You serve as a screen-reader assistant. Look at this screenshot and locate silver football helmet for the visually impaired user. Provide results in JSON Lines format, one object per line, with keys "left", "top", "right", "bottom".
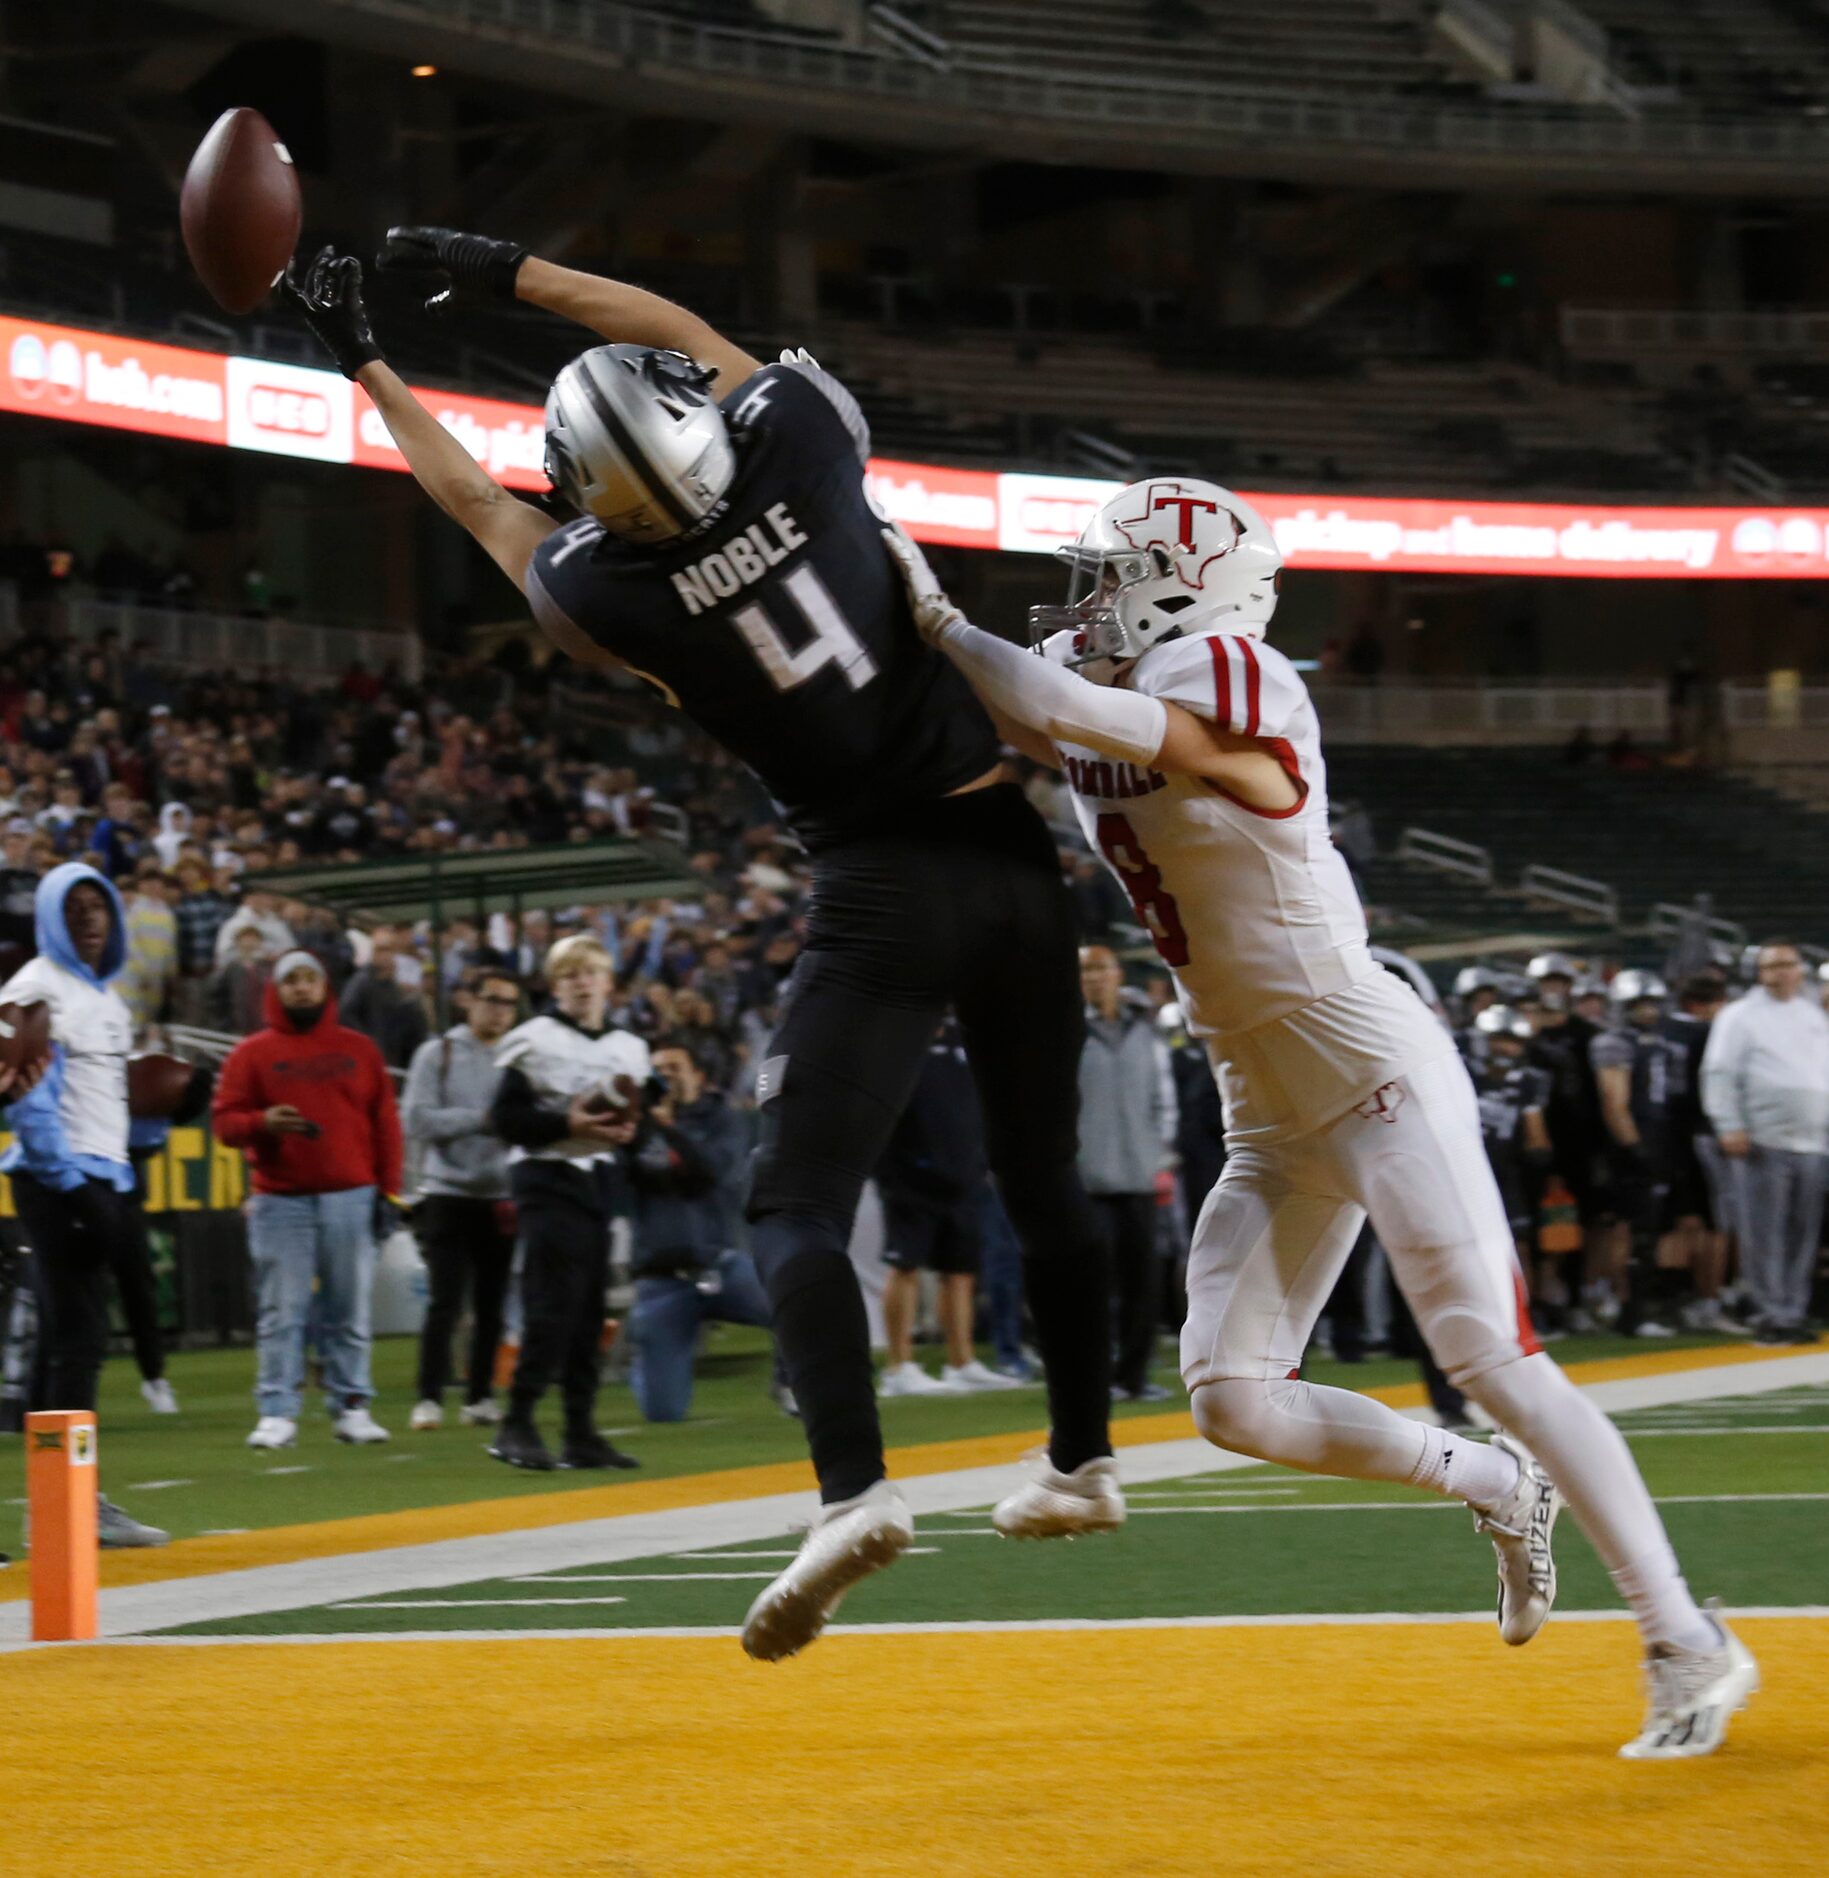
{"left": 1474, "top": 1003, "right": 1534, "bottom": 1041}
{"left": 1454, "top": 965, "right": 1503, "bottom": 999}
{"left": 1610, "top": 969, "right": 1668, "bottom": 1009}
{"left": 1030, "top": 477, "right": 1281, "bottom": 671}
{"left": 544, "top": 345, "right": 735, "bottom": 543}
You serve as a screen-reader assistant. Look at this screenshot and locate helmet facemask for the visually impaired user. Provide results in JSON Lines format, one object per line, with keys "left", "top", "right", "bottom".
{"left": 1029, "top": 543, "right": 1173, "bottom": 671}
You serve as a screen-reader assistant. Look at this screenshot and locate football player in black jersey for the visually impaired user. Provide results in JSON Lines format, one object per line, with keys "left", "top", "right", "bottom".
{"left": 283, "top": 235, "right": 1118, "bottom": 1661}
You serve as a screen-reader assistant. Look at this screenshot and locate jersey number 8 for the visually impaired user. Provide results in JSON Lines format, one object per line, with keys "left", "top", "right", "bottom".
{"left": 734, "top": 565, "right": 879, "bottom": 695}
{"left": 1095, "top": 812, "right": 1191, "bottom": 969}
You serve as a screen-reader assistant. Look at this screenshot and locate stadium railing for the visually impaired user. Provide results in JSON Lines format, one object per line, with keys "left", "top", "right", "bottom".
{"left": 1722, "top": 683, "right": 1829, "bottom": 731}
{"left": 1314, "top": 681, "right": 1667, "bottom": 744}
{"left": 1520, "top": 861, "right": 1620, "bottom": 927}
{"left": 249, "top": 0, "right": 1829, "bottom": 186}
{"left": 1394, "top": 826, "right": 1495, "bottom": 886}
{"left": 253, "top": 835, "right": 699, "bottom": 932}
{"left": 61, "top": 596, "right": 424, "bottom": 684}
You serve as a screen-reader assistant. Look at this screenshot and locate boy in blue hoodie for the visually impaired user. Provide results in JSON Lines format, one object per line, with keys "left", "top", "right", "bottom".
{"left": 0, "top": 862, "right": 169, "bottom": 1547}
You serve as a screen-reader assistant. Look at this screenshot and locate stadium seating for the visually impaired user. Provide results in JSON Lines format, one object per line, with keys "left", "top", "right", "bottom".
{"left": 813, "top": 321, "right": 1683, "bottom": 493}
{"left": 1323, "top": 740, "right": 1829, "bottom": 940}
{"left": 929, "top": 0, "right": 1471, "bottom": 99}
{"left": 1583, "top": 0, "right": 1829, "bottom": 111}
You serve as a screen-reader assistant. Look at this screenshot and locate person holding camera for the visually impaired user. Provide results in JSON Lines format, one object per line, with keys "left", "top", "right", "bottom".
{"left": 487, "top": 935, "right": 648, "bottom": 1471}
{"left": 213, "top": 951, "right": 403, "bottom": 1449}
{"left": 626, "top": 1041, "right": 768, "bottom": 1422}
{"left": 402, "top": 966, "right": 522, "bottom": 1431}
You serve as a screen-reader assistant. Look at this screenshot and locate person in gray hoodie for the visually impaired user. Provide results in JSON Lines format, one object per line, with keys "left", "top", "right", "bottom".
{"left": 1077, "top": 945, "right": 1178, "bottom": 1400}
{"left": 401, "top": 965, "right": 521, "bottom": 1429}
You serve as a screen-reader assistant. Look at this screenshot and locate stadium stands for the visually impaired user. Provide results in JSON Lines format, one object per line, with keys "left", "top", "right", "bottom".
{"left": 928, "top": 0, "right": 1472, "bottom": 99}
{"left": 1324, "top": 740, "right": 1829, "bottom": 941}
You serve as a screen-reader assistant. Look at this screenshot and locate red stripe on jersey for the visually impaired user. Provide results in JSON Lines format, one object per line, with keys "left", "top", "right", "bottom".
{"left": 1512, "top": 1263, "right": 1542, "bottom": 1358}
{"left": 1208, "top": 634, "right": 1233, "bottom": 729}
{"left": 1239, "top": 635, "right": 1262, "bottom": 737}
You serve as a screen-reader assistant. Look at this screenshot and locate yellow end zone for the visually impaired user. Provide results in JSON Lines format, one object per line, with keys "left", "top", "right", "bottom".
{"left": 0, "top": 1337, "right": 1804, "bottom": 1604}
{"left": 5, "top": 1619, "right": 1823, "bottom": 1876}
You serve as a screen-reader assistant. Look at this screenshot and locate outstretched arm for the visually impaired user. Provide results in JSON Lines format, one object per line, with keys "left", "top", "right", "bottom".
{"left": 286, "top": 246, "right": 557, "bottom": 592}
{"left": 883, "top": 527, "right": 1297, "bottom": 805}
{"left": 515, "top": 258, "right": 762, "bottom": 391}
{"left": 357, "top": 360, "right": 556, "bottom": 591}
{"left": 376, "top": 226, "right": 763, "bottom": 390}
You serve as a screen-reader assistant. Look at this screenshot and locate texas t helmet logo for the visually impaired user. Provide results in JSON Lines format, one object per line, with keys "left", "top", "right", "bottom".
{"left": 1111, "top": 482, "right": 1236, "bottom": 591}
{"left": 1354, "top": 1082, "right": 1406, "bottom": 1125}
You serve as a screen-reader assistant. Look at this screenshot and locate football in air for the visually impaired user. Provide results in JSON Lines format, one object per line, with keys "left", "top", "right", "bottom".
{"left": 180, "top": 107, "right": 303, "bottom": 314}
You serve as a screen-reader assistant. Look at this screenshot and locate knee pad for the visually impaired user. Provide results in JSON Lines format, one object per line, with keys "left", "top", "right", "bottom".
{"left": 1189, "top": 1376, "right": 1297, "bottom": 1462}
{"left": 1458, "top": 1349, "right": 1562, "bottom": 1433}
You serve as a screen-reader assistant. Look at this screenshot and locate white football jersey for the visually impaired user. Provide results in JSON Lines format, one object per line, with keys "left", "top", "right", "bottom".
{"left": 1058, "top": 631, "right": 1450, "bottom": 1142}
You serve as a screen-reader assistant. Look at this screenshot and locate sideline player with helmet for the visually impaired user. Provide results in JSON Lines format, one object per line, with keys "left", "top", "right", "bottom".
{"left": 281, "top": 235, "right": 1119, "bottom": 1662}
{"left": 887, "top": 478, "right": 1756, "bottom": 1758}
{"left": 1592, "top": 971, "right": 1686, "bottom": 1338}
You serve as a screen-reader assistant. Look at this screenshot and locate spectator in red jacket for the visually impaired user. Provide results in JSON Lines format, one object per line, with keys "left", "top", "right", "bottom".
{"left": 213, "top": 950, "right": 403, "bottom": 1451}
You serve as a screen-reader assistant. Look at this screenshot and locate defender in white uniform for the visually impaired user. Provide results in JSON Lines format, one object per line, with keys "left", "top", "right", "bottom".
{"left": 887, "top": 482, "right": 1755, "bottom": 1760}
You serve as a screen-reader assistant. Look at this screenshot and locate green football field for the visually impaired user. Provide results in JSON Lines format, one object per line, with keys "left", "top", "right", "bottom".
{"left": 1, "top": 1324, "right": 1743, "bottom": 1551}
{"left": 152, "top": 1384, "right": 1829, "bottom": 1637}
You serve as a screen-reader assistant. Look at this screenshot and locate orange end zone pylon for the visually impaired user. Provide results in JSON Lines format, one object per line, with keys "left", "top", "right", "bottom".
{"left": 26, "top": 1409, "right": 98, "bottom": 1641}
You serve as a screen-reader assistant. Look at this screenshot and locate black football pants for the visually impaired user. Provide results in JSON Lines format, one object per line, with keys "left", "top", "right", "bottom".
{"left": 14, "top": 1173, "right": 120, "bottom": 1414}
{"left": 507, "top": 1196, "right": 609, "bottom": 1441}
{"left": 747, "top": 784, "right": 1112, "bottom": 1502}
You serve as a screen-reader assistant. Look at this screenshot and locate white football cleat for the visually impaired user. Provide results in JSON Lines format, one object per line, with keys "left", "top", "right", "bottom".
{"left": 333, "top": 1406, "right": 391, "bottom": 1444}
{"left": 246, "top": 1416, "right": 298, "bottom": 1450}
{"left": 878, "top": 1362, "right": 963, "bottom": 1398}
{"left": 1621, "top": 1604, "right": 1759, "bottom": 1759}
{"left": 1473, "top": 1432, "right": 1561, "bottom": 1646}
{"left": 458, "top": 1399, "right": 504, "bottom": 1426}
{"left": 409, "top": 1399, "right": 444, "bottom": 1431}
{"left": 941, "top": 1359, "right": 1025, "bottom": 1393}
{"left": 140, "top": 1378, "right": 179, "bottom": 1415}
{"left": 740, "top": 1480, "right": 913, "bottom": 1663}
{"left": 992, "top": 1450, "right": 1125, "bottom": 1540}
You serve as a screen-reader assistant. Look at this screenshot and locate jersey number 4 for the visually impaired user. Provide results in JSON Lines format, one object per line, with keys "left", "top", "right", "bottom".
{"left": 733, "top": 565, "right": 878, "bottom": 694}
{"left": 1095, "top": 813, "right": 1191, "bottom": 968}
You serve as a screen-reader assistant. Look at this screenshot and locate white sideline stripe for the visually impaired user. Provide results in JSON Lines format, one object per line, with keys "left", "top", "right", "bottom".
{"left": 669, "top": 1551, "right": 803, "bottom": 1562}
{"left": 333, "top": 1597, "right": 630, "bottom": 1610}
{"left": 122, "top": 1480, "right": 196, "bottom": 1493}
{"left": 6, "top": 1348, "right": 1827, "bottom": 1648}
{"left": 1624, "top": 1426, "right": 1829, "bottom": 1437}
{"left": 1127, "top": 1492, "right": 1829, "bottom": 1514}
{"left": 511, "top": 1572, "right": 780, "bottom": 1584}
{"left": 26, "top": 1606, "right": 1829, "bottom": 1650}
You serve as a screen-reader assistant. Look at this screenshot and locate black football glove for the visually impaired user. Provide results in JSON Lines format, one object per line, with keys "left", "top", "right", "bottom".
{"left": 282, "top": 245, "right": 383, "bottom": 380}
{"left": 376, "top": 225, "right": 528, "bottom": 311}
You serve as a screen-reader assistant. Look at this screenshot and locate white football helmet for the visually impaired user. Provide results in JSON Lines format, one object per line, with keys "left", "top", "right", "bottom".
{"left": 1030, "top": 477, "right": 1282, "bottom": 669}
{"left": 544, "top": 344, "right": 735, "bottom": 543}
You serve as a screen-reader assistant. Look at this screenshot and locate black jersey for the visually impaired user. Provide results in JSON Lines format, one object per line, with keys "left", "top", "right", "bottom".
{"left": 526, "top": 357, "right": 999, "bottom": 850}
{"left": 1590, "top": 1023, "right": 1684, "bottom": 1160}
{"left": 1659, "top": 1009, "right": 1712, "bottom": 1139}
{"left": 1476, "top": 1061, "right": 1548, "bottom": 1227}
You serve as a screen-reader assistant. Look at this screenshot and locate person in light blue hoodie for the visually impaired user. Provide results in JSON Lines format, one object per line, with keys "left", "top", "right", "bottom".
{"left": 0, "top": 862, "right": 170, "bottom": 1546}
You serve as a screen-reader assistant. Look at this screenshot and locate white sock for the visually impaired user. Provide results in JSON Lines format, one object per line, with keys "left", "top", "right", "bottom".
{"left": 1465, "top": 1352, "right": 1714, "bottom": 1652}
{"left": 1611, "top": 1547, "right": 1721, "bottom": 1654}
{"left": 1406, "top": 1425, "right": 1521, "bottom": 1511}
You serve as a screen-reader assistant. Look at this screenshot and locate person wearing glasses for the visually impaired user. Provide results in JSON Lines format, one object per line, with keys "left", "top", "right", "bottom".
{"left": 401, "top": 966, "right": 523, "bottom": 1430}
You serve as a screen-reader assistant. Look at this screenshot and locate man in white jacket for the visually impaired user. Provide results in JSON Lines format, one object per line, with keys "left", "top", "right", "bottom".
{"left": 1700, "top": 941, "right": 1829, "bottom": 1343}
{"left": 0, "top": 862, "right": 170, "bottom": 1545}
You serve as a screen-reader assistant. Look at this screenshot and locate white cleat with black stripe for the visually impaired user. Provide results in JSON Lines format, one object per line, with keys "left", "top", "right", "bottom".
{"left": 1620, "top": 1604, "right": 1760, "bottom": 1760}
{"left": 740, "top": 1479, "right": 913, "bottom": 1662}
{"left": 1472, "top": 1433, "right": 1561, "bottom": 1646}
